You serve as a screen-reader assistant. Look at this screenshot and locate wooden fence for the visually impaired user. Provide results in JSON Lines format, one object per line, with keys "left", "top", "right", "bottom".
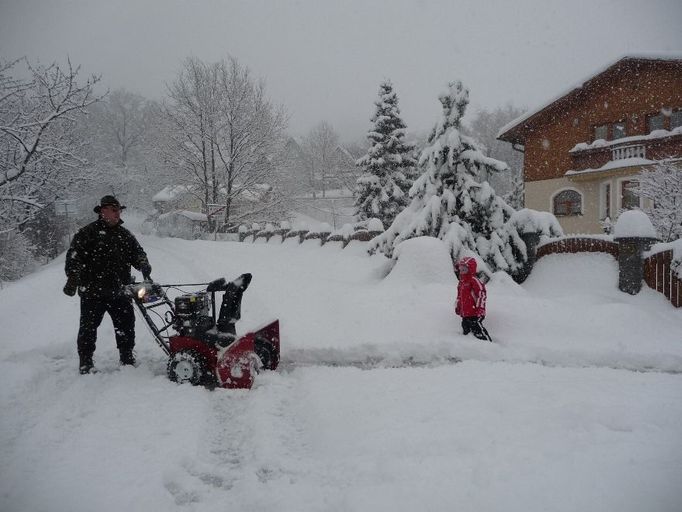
{"left": 536, "top": 236, "right": 681, "bottom": 308}
{"left": 536, "top": 237, "right": 619, "bottom": 259}
{"left": 643, "top": 250, "right": 682, "bottom": 308}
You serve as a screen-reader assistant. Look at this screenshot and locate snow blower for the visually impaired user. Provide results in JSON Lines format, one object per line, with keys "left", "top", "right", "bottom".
{"left": 125, "top": 273, "right": 279, "bottom": 389}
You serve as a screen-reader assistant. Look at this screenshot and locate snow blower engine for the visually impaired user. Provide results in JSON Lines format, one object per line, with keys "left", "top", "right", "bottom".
{"left": 126, "top": 273, "right": 280, "bottom": 389}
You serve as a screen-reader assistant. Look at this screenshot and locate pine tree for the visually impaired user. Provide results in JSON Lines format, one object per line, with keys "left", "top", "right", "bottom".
{"left": 355, "top": 80, "right": 416, "bottom": 227}
{"left": 370, "top": 81, "right": 541, "bottom": 273}
{"left": 504, "top": 169, "right": 525, "bottom": 209}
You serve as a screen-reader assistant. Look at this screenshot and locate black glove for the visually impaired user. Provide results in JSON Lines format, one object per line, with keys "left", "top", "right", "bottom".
{"left": 140, "top": 263, "right": 152, "bottom": 281}
{"left": 63, "top": 277, "right": 78, "bottom": 296}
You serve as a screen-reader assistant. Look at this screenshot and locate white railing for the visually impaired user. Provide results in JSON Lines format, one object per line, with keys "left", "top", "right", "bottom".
{"left": 611, "top": 144, "right": 646, "bottom": 160}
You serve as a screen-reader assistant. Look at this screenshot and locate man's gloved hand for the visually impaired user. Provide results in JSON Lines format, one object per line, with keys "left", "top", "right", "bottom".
{"left": 63, "top": 277, "right": 78, "bottom": 297}
{"left": 140, "top": 263, "right": 152, "bottom": 281}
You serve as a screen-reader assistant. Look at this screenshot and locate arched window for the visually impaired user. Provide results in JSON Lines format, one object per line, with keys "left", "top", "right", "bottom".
{"left": 553, "top": 189, "right": 582, "bottom": 216}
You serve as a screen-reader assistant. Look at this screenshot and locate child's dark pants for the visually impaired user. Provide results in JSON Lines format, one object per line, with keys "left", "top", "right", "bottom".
{"left": 461, "top": 316, "right": 492, "bottom": 342}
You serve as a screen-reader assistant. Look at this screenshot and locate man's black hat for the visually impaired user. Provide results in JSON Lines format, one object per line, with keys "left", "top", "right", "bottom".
{"left": 94, "top": 195, "right": 126, "bottom": 213}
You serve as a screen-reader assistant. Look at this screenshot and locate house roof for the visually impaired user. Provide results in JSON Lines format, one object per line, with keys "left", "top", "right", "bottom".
{"left": 497, "top": 53, "right": 682, "bottom": 145}
{"left": 152, "top": 185, "right": 192, "bottom": 202}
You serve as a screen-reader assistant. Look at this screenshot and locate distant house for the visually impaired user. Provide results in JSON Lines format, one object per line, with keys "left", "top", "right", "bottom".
{"left": 498, "top": 54, "right": 682, "bottom": 234}
{"left": 151, "top": 185, "right": 197, "bottom": 214}
{"left": 157, "top": 210, "right": 208, "bottom": 240}
{"left": 151, "top": 183, "right": 277, "bottom": 231}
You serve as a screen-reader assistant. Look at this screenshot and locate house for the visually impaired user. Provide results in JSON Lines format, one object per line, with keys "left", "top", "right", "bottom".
{"left": 498, "top": 54, "right": 682, "bottom": 234}
{"left": 157, "top": 210, "right": 209, "bottom": 240}
{"left": 151, "top": 183, "right": 278, "bottom": 232}
{"left": 151, "top": 185, "right": 197, "bottom": 214}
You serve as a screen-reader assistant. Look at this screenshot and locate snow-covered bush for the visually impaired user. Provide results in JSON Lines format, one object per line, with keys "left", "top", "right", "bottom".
{"left": 327, "top": 223, "right": 356, "bottom": 246}
{"left": 367, "top": 218, "right": 385, "bottom": 234}
{"left": 284, "top": 222, "right": 310, "bottom": 244}
{"left": 0, "top": 233, "right": 38, "bottom": 282}
{"left": 304, "top": 223, "right": 332, "bottom": 244}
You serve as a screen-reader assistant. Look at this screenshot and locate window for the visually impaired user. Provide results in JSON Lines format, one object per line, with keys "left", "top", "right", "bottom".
{"left": 620, "top": 180, "right": 640, "bottom": 210}
{"left": 647, "top": 113, "right": 665, "bottom": 133}
{"left": 553, "top": 189, "right": 582, "bottom": 216}
{"left": 601, "top": 182, "right": 611, "bottom": 220}
{"left": 612, "top": 122, "right": 627, "bottom": 140}
{"left": 672, "top": 110, "right": 682, "bottom": 130}
{"left": 594, "top": 124, "right": 608, "bottom": 141}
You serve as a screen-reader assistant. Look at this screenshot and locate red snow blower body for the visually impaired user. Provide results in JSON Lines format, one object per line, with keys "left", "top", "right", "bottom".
{"left": 126, "top": 273, "right": 279, "bottom": 389}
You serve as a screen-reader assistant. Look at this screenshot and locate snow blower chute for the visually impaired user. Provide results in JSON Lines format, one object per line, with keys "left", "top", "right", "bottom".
{"left": 125, "top": 273, "right": 280, "bottom": 389}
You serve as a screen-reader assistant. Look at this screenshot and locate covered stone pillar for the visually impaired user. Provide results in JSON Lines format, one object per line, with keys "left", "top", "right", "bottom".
{"left": 614, "top": 236, "right": 657, "bottom": 294}
{"left": 613, "top": 210, "right": 658, "bottom": 295}
{"left": 514, "top": 231, "right": 540, "bottom": 283}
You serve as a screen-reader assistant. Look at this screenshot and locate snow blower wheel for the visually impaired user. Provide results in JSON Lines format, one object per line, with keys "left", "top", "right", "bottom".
{"left": 167, "top": 350, "right": 208, "bottom": 385}
{"left": 255, "top": 338, "right": 276, "bottom": 370}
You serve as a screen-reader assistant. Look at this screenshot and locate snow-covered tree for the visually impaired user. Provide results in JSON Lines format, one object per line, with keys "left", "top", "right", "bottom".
{"left": 370, "top": 81, "right": 559, "bottom": 274}
{"left": 467, "top": 104, "right": 525, "bottom": 198}
{"left": 77, "top": 88, "right": 162, "bottom": 210}
{"left": 159, "top": 56, "right": 288, "bottom": 229}
{"left": 355, "top": 80, "right": 416, "bottom": 227}
{"left": 504, "top": 169, "right": 524, "bottom": 209}
{"left": 299, "top": 121, "right": 351, "bottom": 197}
{"left": 0, "top": 57, "right": 102, "bottom": 280}
{"left": 636, "top": 160, "right": 682, "bottom": 242}
{"left": 0, "top": 57, "right": 101, "bottom": 231}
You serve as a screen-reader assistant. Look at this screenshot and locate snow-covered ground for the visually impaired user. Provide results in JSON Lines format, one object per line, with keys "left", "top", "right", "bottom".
{"left": 1, "top": 233, "right": 681, "bottom": 512}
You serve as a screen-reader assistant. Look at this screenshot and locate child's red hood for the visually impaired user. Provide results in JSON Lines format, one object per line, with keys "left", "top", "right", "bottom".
{"left": 457, "top": 256, "right": 478, "bottom": 275}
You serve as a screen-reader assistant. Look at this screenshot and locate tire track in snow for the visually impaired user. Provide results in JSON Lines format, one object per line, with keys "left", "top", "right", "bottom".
{"left": 162, "top": 371, "right": 314, "bottom": 508}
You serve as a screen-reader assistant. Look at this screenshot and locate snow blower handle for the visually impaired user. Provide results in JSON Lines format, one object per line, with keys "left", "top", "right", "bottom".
{"left": 140, "top": 262, "right": 152, "bottom": 281}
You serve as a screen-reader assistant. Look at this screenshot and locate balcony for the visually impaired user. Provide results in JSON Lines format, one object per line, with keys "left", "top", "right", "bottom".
{"left": 567, "top": 129, "right": 682, "bottom": 179}
{"left": 611, "top": 143, "right": 645, "bottom": 160}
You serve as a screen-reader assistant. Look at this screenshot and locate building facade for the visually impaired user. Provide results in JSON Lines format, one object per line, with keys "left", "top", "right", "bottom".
{"left": 498, "top": 55, "right": 682, "bottom": 234}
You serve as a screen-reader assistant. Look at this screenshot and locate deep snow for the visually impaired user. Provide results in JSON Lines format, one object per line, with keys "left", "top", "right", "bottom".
{"left": 1, "top": 232, "right": 681, "bottom": 512}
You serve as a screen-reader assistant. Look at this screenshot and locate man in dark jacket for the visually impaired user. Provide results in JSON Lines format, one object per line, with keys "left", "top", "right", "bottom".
{"left": 64, "top": 195, "right": 152, "bottom": 374}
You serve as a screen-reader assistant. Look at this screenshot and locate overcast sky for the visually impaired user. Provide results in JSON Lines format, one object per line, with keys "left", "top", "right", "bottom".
{"left": 1, "top": 0, "right": 681, "bottom": 141}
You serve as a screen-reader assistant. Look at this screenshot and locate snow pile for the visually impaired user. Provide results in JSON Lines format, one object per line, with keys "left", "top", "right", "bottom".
{"left": 366, "top": 217, "right": 384, "bottom": 232}
{"left": 385, "top": 236, "right": 455, "bottom": 285}
{"left": 613, "top": 210, "right": 658, "bottom": 238}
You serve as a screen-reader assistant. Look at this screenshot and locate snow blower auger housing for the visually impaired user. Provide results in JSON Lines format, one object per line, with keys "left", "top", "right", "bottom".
{"left": 125, "top": 273, "right": 280, "bottom": 389}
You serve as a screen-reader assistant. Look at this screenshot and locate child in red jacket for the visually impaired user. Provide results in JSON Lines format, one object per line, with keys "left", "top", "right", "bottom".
{"left": 455, "top": 257, "right": 492, "bottom": 342}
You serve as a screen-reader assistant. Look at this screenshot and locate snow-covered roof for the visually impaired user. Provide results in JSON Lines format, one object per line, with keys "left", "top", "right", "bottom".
{"left": 152, "top": 185, "right": 192, "bottom": 202}
{"left": 497, "top": 53, "right": 682, "bottom": 142}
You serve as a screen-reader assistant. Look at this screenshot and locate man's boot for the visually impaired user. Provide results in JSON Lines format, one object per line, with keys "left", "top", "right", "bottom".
{"left": 79, "top": 353, "right": 96, "bottom": 375}
{"left": 119, "top": 348, "right": 136, "bottom": 366}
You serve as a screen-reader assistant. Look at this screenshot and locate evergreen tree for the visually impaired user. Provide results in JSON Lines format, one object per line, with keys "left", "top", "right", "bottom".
{"left": 355, "top": 80, "right": 416, "bottom": 227}
{"left": 370, "top": 81, "right": 555, "bottom": 274}
{"left": 504, "top": 169, "right": 525, "bottom": 209}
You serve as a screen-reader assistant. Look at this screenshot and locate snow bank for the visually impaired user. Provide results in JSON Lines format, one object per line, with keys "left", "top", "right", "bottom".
{"left": 385, "top": 236, "right": 455, "bottom": 286}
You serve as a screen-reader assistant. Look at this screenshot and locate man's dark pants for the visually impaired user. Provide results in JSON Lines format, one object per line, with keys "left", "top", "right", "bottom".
{"left": 77, "top": 295, "right": 135, "bottom": 358}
